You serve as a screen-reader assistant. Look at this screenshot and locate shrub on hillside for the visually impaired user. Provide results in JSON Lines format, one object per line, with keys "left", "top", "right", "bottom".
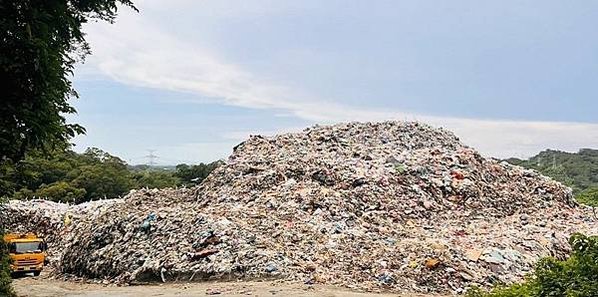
{"left": 0, "top": 229, "right": 15, "bottom": 297}
{"left": 576, "top": 187, "right": 598, "bottom": 207}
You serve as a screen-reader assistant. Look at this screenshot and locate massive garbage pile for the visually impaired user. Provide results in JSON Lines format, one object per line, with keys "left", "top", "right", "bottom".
{"left": 2, "top": 121, "right": 597, "bottom": 294}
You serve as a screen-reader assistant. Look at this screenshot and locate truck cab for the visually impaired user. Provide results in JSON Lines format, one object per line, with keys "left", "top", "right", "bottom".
{"left": 4, "top": 233, "right": 47, "bottom": 276}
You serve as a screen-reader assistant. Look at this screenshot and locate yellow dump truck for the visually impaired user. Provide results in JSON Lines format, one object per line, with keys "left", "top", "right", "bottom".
{"left": 3, "top": 233, "right": 47, "bottom": 276}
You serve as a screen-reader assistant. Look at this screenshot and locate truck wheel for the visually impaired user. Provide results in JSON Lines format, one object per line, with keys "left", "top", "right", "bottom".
{"left": 33, "top": 271, "right": 41, "bottom": 276}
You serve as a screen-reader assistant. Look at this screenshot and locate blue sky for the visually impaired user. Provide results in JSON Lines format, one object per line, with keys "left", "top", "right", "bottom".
{"left": 71, "top": 0, "right": 598, "bottom": 164}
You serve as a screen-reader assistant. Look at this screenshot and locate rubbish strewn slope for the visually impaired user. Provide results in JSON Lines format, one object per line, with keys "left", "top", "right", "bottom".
{"left": 3, "top": 121, "right": 596, "bottom": 294}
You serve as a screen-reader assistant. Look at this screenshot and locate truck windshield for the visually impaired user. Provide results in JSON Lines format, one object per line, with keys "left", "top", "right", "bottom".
{"left": 14, "top": 242, "right": 43, "bottom": 254}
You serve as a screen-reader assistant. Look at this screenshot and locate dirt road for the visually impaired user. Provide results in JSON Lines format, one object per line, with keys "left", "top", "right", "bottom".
{"left": 12, "top": 274, "right": 440, "bottom": 297}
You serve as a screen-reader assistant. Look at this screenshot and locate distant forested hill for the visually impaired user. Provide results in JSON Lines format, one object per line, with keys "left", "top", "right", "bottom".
{"left": 505, "top": 149, "right": 598, "bottom": 204}
{"left": 0, "top": 148, "right": 222, "bottom": 204}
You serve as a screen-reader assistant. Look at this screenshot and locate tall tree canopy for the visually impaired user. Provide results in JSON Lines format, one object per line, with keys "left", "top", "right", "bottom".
{"left": 0, "top": 0, "right": 136, "bottom": 162}
{"left": 0, "top": 1, "right": 135, "bottom": 294}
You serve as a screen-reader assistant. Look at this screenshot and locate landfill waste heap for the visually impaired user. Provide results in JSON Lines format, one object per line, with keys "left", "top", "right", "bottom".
{"left": 2, "top": 121, "right": 597, "bottom": 294}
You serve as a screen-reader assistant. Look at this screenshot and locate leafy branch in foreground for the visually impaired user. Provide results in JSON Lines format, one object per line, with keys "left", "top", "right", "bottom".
{"left": 1, "top": 0, "right": 136, "bottom": 162}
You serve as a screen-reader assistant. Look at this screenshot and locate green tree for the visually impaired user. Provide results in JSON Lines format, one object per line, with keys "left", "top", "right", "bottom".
{"left": 1, "top": 2, "right": 135, "bottom": 290}
{"left": 1, "top": 147, "right": 224, "bottom": 204}
{"left": 4, "top": 148, "right": 132, "bottom": 203}
{"left": 575, "top": 187, "right": 598, "bottom": 218}
{"left": 68, "top": 148, "right": 132, "bottom": 201}
{"left": 0, "top": 0, "right": 136, "bottom": 163}
{"left": 10, "top": 148, "right": 78, "bottom": 193}
{"left": 576, "top": 187, "right": 598, "bottom": 207}
{"left": 0, "top": 226, "right": 15, "bottom": 297}
{"left": 131, "top": 171, "right": 181, "bottom": 189}
{"left": 175, "top": 161, "right": 222, "bottom": 186}
{"left": 34, "top": 181, "right": 86, "bottom": 203}
{"left": 0, "top": 164, "right": 17, "bottom": 199}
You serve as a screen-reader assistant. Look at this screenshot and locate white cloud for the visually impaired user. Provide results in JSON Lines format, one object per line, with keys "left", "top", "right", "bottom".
{"left": 77, "top": 4, "right": 598, "bottom": 160}
{"left": 82, "top": 8, "right": 321, "bottom": 115}
{"left": 428, "top": 119, "right": 598, "bottom": 158}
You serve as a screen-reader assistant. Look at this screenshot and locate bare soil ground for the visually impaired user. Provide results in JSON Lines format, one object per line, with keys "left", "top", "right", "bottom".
{"left": 12, "top": 273, "right": 443, "bottom": 297}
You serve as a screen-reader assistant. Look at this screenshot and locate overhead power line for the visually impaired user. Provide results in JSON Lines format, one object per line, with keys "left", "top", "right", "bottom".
{"left": 145, "top": 150, "right": 158, "bottom": 166}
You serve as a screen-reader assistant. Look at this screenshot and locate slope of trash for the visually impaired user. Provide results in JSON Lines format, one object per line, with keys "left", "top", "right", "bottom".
{"left": 0, "top": 199, "right": 122, "bottom": 263}
{"left": 2, "top": 121, "right": 597, "bottom": 294}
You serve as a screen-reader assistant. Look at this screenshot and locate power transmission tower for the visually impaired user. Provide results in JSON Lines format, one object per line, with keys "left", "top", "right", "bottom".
{"left": 145, "top": 150, "right": 158, "bottom": 167}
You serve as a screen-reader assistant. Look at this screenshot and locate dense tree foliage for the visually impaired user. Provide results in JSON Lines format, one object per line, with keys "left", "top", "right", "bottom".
{"left": 576, "top": 188, "right": 598, "bottom": 207}
{"left": 4, "top": 148, "right": 130, "bottom": 203}
{"left": 467, "top": 233, "right": 598, "bottom": 297}
{"left": 506, "top": 149, "right": 598, "bottom": 205}
{"left": 130, "top": 170, "right": 181, "bottom": 190}
{"left": 0, "top": 0, "right": 135, "bottom": 162}
{"left": 175, "top": 162, "right": 223, "bottom": 187}
{"left": 0, "top": 225, "right": 15, "bottom": 297}
{"left": 1, "top": 0, "right": 135, "bottom": 292}
{"left": 0, "top": 148, "right": 221, "bottom": 203}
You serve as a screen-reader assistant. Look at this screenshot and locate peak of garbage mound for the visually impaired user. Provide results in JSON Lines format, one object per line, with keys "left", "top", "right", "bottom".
{"left": 3, "top": 121, "right": 595, "bottom": 294}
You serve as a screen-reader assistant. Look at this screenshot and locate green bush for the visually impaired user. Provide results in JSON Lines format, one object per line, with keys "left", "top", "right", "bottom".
{"left": 34, "top": 181, "right": 86, "bottom": 203}
{"left": 468, "top": 233, "right": 598, "bottom": 297}
{"left": 174, "top": 161, "right": 223, "bottom": 186}
{"left": 394, "top": 164, "right": 407, "bottom": 174}
{"left": 0, "top": 229, "right": 15, "bottom": 297}
{"left": 131, "top": 171, "right": 180, "bottom": 189}
{"left": 576, "top": 187, "right": 598, "bottom": 207}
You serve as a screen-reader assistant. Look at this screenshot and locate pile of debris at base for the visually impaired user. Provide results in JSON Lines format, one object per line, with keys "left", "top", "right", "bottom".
{"left": 0, "top": 199, "right": 122, "bottom": 263}
{"left": 3, "top": 121, "right": 597, "bottom": 294}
